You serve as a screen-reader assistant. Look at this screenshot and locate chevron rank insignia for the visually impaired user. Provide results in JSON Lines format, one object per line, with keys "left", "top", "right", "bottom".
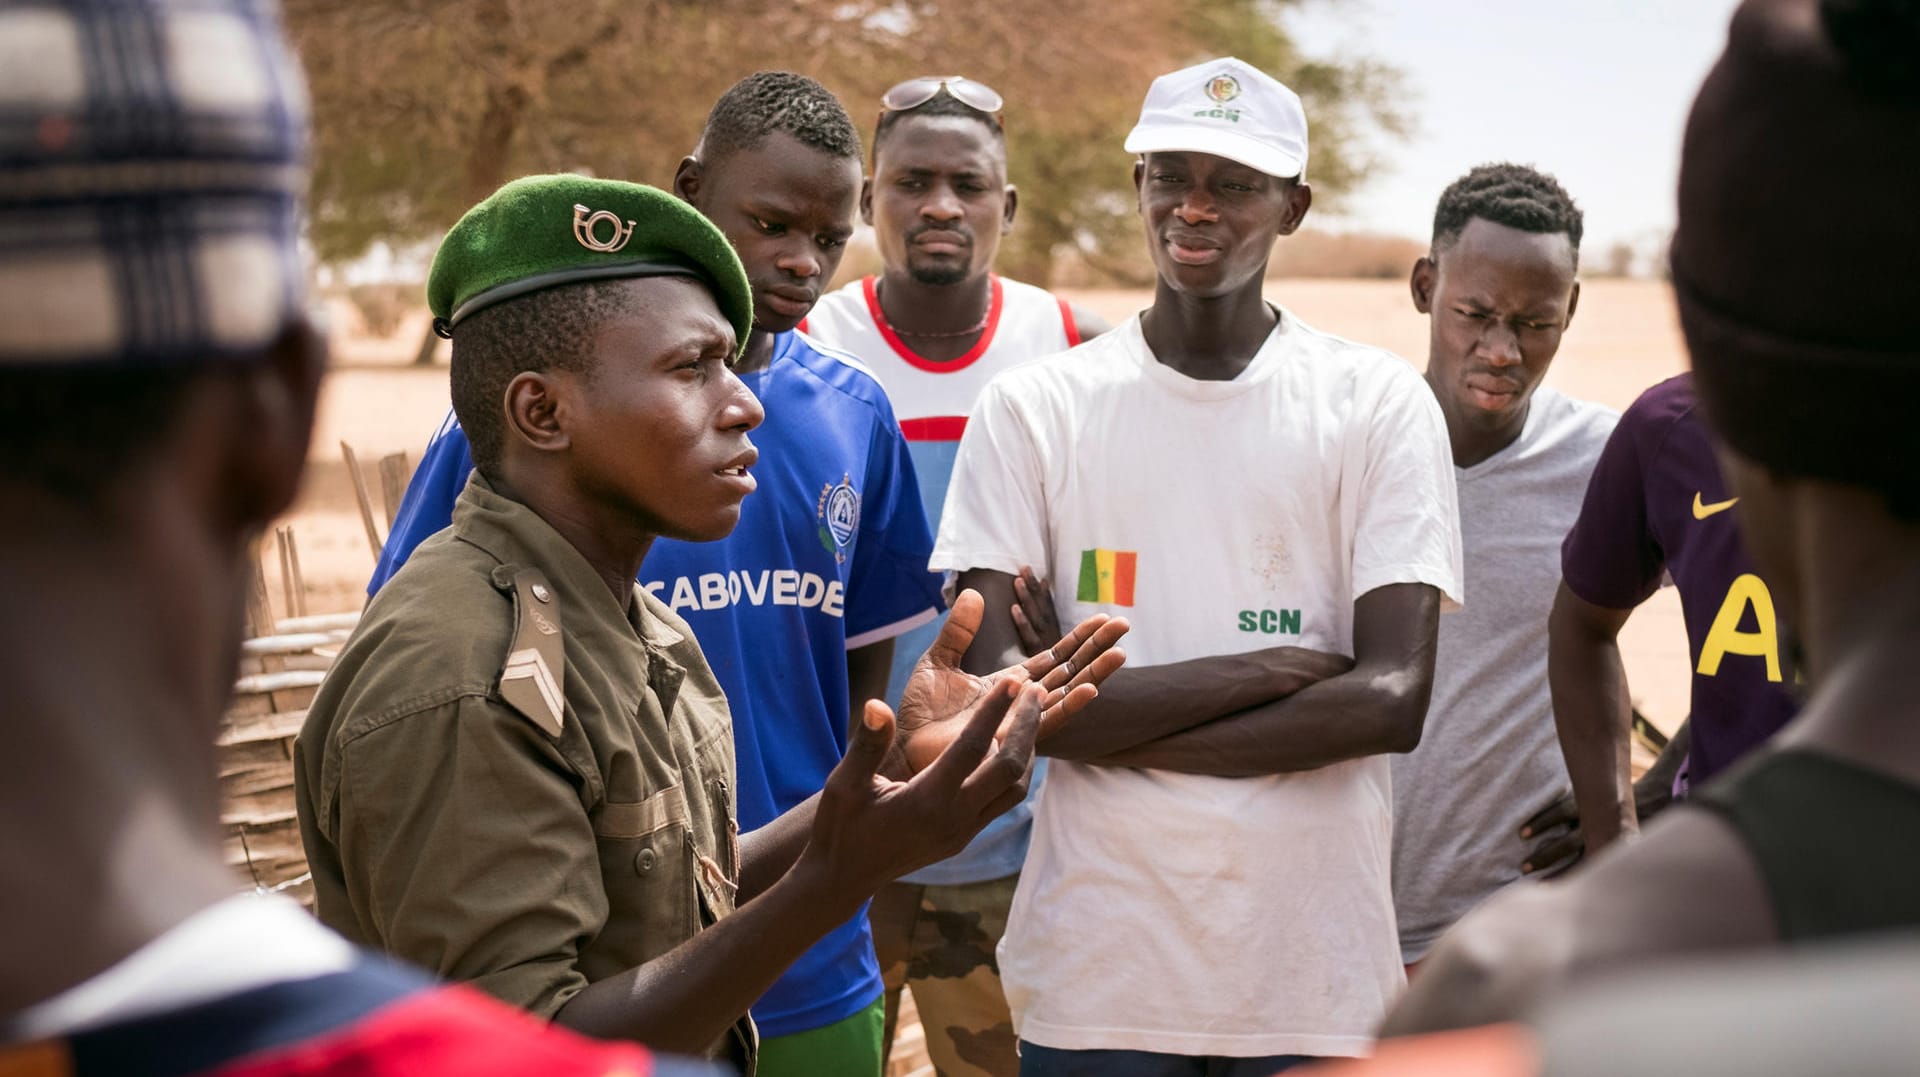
{"left": 498, "top": 567, "right": 565, "bottom": 737}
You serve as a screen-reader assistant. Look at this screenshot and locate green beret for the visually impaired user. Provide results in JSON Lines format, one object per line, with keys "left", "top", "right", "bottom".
{"left": 427, "top": 174, "right": 753, "bottom": 354}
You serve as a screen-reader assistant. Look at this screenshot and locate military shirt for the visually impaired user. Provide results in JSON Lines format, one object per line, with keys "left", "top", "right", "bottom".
{"left": 294, "top": 473, "right": 751, "bottom": 1066}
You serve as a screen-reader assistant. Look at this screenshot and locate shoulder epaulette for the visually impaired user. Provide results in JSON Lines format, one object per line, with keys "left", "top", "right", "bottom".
{"left": 495, "top": 566, "right": 565, "bottom": 737}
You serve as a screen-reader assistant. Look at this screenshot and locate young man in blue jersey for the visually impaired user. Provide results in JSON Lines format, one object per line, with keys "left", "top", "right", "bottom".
{"left": 368, "top": 73, "right": 945, "bottom": 1076}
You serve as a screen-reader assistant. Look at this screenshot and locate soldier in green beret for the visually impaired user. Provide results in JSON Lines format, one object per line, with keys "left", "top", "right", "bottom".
{"left": 294, "top": 173, "right": 1128, "bottom": 1073}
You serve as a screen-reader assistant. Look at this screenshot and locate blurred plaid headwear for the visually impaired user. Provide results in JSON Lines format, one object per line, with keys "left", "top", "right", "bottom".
{"left": 0, "top": 0, "right": 310, "bottom": 366}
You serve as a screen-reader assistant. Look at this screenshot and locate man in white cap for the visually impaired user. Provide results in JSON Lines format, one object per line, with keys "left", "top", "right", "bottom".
{"left": 930, "top": 57, "right": 1463, "bottom": 1074}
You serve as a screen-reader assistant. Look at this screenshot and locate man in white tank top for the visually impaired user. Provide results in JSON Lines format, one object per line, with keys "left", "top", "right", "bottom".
{"left": 802, "top": 78, "right": 1108, "bottom": 1077}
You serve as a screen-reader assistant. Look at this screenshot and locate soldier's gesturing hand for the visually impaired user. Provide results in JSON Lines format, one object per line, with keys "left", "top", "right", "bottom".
{"left": 894, "top": 589, "right": 1130, "bottom": 775}
{"left": 807, "top": 678, "right": 1046, "bottom": 895}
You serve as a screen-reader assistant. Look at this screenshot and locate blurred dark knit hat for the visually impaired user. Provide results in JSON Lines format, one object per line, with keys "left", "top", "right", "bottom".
{"left": 1675, "top": 0, "right": 1920, "bottom": 506}
{"left": 427, "top": 174, "right": 753, "bottom": 356}
{"left": 0, "top": 0, "right": 310, "bottom": 366}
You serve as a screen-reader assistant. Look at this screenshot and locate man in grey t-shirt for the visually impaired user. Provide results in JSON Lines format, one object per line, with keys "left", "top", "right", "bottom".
{"left": 1392, "top": 164, "right": 1618, "bottom": 967}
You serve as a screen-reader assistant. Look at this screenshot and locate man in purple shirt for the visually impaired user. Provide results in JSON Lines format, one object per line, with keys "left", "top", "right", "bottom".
{"left": 1547, "top": 372, "right": 1801, "bottom": 857}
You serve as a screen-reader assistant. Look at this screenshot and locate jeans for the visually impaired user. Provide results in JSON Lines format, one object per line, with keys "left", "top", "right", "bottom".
{"left": 1018, "top": 1042, "right": 1318, "bottom": 1076}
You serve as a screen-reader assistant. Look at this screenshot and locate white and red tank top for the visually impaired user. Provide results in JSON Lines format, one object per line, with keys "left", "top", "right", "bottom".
{"left": 802, "top": 274, "right": 1082, "bottom": 445}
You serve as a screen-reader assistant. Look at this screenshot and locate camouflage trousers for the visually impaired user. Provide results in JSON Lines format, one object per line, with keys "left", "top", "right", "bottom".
{"left": 869, "top": 873, "right": 1021, "bottom": 1077}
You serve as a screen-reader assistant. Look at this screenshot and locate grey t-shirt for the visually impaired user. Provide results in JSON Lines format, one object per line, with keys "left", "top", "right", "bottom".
{"left": 1392, "top": 385, "right": 1618, "bottom": 961}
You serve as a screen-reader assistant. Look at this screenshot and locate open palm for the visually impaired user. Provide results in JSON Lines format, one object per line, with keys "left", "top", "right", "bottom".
{"left": 896, "top": 589, "right": 1129, "bottom": 773}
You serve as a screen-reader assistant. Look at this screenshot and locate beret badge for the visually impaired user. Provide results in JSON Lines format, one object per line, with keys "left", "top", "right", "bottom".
{"left": 573, "top": 204, "right": 637, "bottom": 253}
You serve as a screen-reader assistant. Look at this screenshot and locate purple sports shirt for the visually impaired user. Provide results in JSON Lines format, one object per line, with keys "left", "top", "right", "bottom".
{"left": 1560, "top": 373, "right": 1799, "bottom": 789}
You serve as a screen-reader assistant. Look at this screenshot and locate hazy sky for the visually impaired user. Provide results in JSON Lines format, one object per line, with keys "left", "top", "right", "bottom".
{"left": 1286, "top": 0, "right": 1744, "bottom": 252}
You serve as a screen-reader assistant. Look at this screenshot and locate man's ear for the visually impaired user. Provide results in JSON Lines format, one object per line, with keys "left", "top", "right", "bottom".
{"left": 1277, "top": 180, "right": 1312, "bottom": 236}
{"left": 1001, "top": 184, "right": 1018, "bottom": 234}
{"left": 672, "top": 155, "right": 702, "bottom": 205}
{"left": 226, "top": 318, "right": 327, "bottom": 526}
{"left": 859, "top": 174, "right": 874, "bottom": 227}
{"left": 1410, "top": 255, "right": 1439, "bottom": 315}
{"left": 1564, "top": 279, "right": 1582, "bottom": 331}
{"left": 504, "top": 370, "right": 571, "bottom": 457}
{"left": 1133, "top": 159, "right": 1146, "bottom": 205}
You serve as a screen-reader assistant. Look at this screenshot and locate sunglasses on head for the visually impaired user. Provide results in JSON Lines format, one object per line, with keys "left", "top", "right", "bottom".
{"left": 880, "top": 75, "right": 1005, "bottom": 115}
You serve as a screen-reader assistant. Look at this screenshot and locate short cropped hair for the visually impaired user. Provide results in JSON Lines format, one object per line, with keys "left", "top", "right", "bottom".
{"left": 699, "top": 71, "right": 862, "bottom": 166}
{"left": 1432, "top": 163, "right": 1584, "bottom": 266}
{"left": 450, "top": 281, "right": 647, "bottom": 477}
{"left": 873, "top": 90, "right": 1005, "bottom": 161}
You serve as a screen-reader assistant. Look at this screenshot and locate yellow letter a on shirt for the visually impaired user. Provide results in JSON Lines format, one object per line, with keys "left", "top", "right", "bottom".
{"left": 1697, "top": 573, "right": 1783, "bottom": 682}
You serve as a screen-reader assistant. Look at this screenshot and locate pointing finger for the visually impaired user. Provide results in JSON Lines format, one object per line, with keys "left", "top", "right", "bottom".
{"left": 830, "top": 700, "right": 896, "bottom": 795}
{"left": 957, "top": 681, "right": 1045, "bottom": 809}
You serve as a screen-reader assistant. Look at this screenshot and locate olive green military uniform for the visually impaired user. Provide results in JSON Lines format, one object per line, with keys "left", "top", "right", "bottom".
{"left": 294, "top": 473, "right": 754, "bottom": 1068}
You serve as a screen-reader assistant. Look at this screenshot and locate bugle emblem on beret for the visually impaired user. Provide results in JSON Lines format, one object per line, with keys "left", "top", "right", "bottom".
{"left": 573, "top": 203, "right": 637, "bottom": 253}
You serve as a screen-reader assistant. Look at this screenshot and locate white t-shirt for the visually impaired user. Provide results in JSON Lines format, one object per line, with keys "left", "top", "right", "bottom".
{"left": 931, "top": 311, "right": 1463, "bottom": 1058}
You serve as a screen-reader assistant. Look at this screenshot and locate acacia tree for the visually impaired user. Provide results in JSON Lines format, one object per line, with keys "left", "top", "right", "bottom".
{"left": 286, "top": 0, "right": 1404, "bottom": 356}
{"left": 989, "top": 0, "right": 1407, "bottom": 284}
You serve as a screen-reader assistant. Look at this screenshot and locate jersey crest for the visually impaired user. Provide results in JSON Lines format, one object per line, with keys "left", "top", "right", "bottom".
{"left": 817, "top": 474, "right": 860, "bottom": 562}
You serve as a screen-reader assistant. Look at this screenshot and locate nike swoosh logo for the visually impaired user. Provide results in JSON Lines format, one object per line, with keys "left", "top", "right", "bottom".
{"left": 1693, "top": 493, "right": 1739, "bottom": 519}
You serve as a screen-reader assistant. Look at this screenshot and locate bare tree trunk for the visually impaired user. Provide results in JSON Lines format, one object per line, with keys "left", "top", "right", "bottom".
{"left": 464, "top": 85, "right": 528, "bottom": 205}
{"left": 418, "top": 25, "right": 527, "bottom": 368}
{"left": 463, "top": 0, "right": 524, "bottom": 193}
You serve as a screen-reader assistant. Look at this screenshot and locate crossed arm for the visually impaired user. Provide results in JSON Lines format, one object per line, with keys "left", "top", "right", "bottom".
{"left": 957, "top": 568, "right": 1442, "bottom": 777}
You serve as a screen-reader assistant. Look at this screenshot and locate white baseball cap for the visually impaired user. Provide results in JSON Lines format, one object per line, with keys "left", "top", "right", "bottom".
{"left": 1123, "top": 57, "right": 1309, "bottom": 180}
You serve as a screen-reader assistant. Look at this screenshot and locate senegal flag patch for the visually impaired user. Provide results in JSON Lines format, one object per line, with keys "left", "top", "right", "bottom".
{"left": 1076, "top": 548, "right": 1138, "bottom": 606}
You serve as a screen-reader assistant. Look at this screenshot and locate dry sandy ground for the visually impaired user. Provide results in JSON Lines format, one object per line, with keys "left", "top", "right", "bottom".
{"left": 278, "top": 278, "right": 1692, "bottom": 733}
